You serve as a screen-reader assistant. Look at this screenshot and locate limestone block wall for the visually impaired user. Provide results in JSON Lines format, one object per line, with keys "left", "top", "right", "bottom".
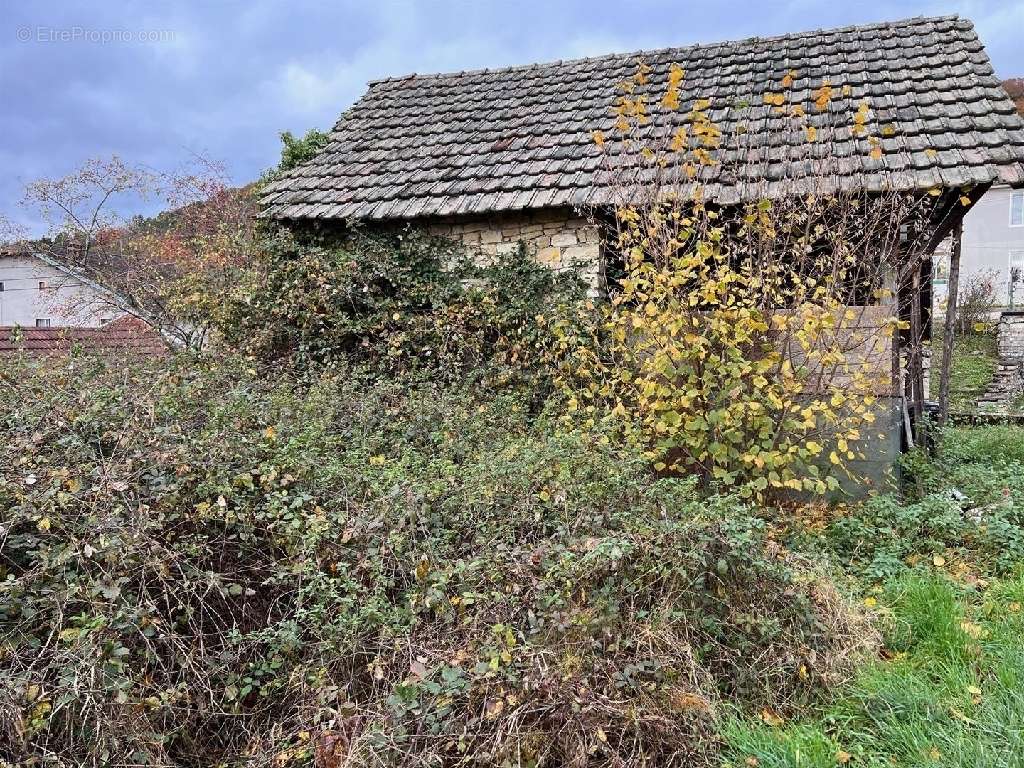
{"left": 423, "top": 208, "right": 603, "bottom": 293}
{"left": 999, "top": 312, "right": 1024, "bottom": 360}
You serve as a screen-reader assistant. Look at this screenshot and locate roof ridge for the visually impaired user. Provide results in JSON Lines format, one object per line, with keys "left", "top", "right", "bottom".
{"left": 365, "top": 14, "right": 962, "bottom": 87}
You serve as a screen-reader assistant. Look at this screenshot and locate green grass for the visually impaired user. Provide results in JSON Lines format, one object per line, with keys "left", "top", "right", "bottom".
{"left": 725, "top": 423, "right": 1024, "bottom": 767}
{"left": 724, "top": 573, "right": 1024, "bottom": 767}
{"left": 936, "top": 332, "right": 998, "bottom": 413}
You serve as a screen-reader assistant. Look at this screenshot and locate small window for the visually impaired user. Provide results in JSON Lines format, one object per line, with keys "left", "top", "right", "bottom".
{"left": 38, "top": 280, "right": 47, "bottom": 291}
{"left": 1012, "top": 192, "right": 1024, "bottom": 227}
{"left": 0, "top": 282, "right": 5, "bottom": 292}
{"left": 35, "top": 318, "right": 51, "bottom": 328}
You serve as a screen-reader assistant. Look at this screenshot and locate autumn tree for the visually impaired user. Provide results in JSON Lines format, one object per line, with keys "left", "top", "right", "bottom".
{"left": 18, "top": 155, "right": 257, "bottom": 349}
{"left": 1003, "top": 78, "right": 1024, "bottom": 117}
{"left": 553, "top": 64, "right": 961, "bottom": 497}
{"left": 21, "top": 155, "right": 155, "bottom": 268}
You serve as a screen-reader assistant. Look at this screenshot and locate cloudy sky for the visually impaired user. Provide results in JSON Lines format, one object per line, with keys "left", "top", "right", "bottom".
{"left": 3, "top": 0, "right": 1022, "bottom": 234}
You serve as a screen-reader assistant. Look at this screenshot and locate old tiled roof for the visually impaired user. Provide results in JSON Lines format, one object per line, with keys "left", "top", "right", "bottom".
{"left": 261, "top": 15, "right": 1024, "bottom": 221}
{"left": 0, "top": 316, "right": 168, "bottom": 358}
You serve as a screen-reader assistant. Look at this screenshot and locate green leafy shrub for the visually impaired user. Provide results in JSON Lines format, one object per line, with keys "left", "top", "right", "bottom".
{"left": 0, "top": 355, "right": 872, "bottom": 767}
{"left": 810, "top": 426, "right": 1024, "bottom": 583}
{"left": 217, "top": 225, "right": 581, "bottom": 391}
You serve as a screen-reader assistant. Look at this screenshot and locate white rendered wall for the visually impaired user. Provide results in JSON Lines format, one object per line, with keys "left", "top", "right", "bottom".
{"left": 0, "top": 254, "right": 121, "bottom": 327}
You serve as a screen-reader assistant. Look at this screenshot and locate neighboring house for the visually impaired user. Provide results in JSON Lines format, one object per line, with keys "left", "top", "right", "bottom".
{"left": 0, "top": 247, "right": 120, "bottom": 328}
{"left": 261, "top": 15, "right": 1024, "bottom": 479}
{"left": 932, "top": 186, "right": 1024, "bottom": 307}
{"left": 0, "top": 246, "right": 167, "bottom": 358}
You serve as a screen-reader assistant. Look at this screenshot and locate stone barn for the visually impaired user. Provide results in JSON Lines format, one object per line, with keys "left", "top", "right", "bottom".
{"left": 261, "top": 14, "right": 1024, "bottom": 482}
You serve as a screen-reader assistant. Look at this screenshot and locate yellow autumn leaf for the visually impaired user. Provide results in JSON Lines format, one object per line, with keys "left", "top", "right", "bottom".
{"left": 864, "top": 596, "right": 877, "bottom": 607}
{"left": 369, "top": 455, "right": 386, "bottom": 466}
{"left": 415, "top": 556, "right": 430, "bottom": 582}
{"left": 760, "top": 708, "right": 784, "bottom": 727}
{"left": 960, "top": 620, "right": 985, "bottom": 639}
{"left": 37, "top": 517, "right": 51, "bottom": 532}
{"left": 813, "top": 81, "right": 833, "bottom": 111}
{"left": 932, "top": 554, "right": 946, "bottom": 567}
{"left": 805, "top": 126, "right": 818, "bottom": 142}
{"left": 782, "top": 69, "right": 797, "bottom": 88}
{"left": 869, "top": 145, "right": 883, "bottom": 160}
{"left": 836, "top": 750, "right": 852, "bottom": 765}
{"left": 592, "top": 130, "right": 605, "bottom": 147}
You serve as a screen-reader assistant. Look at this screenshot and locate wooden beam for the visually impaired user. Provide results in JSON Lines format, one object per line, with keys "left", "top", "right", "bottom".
{"left": 923, "top": 183, "right": 990, "bottom": 255}
{"left": 937, "top": 219, "right": 963, "bottom": 427}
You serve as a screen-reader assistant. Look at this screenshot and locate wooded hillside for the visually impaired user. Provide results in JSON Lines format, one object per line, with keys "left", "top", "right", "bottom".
{"left": 1005, "top": 78, "right": 1024, "bottom": 116}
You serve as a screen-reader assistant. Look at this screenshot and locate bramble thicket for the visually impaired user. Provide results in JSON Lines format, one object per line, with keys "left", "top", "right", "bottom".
{"left": 3, "top": 64, "right": 1023, "bottom": 768}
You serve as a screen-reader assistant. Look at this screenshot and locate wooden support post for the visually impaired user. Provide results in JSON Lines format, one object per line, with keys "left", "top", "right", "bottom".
{"left": 909, "top": 258, "right": 924, "bottom": 442}
{"left": 937, "top": 220, "right": 963, "bottom": 427}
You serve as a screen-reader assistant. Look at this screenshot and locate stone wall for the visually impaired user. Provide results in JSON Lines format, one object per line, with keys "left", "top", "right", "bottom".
{"left": 999, "top": 312, "right": 1024, "bottom": 360}
{"left": 423, "top": 208, "right": 603, "bottom": 294}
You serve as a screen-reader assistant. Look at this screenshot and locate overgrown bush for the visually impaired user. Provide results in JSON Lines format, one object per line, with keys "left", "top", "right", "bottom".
{"left": 550, "top": 62, "right": 945, "bottom": 499}
{"left": 0, "top": 355, "right": 872, "bottom": 767}
{"left": 216, "top": 225, "right": 581, "bottom": 391}
{"left": 788, "top": 426, "right": 1024, "bottom": 584}
{"left": 952, "top": 271, "right": 998, "bottom": 335}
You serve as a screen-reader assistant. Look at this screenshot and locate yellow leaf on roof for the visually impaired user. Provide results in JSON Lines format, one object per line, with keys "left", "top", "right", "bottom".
{"left": 813, "top": 81, "right": 833, "bottom": 111}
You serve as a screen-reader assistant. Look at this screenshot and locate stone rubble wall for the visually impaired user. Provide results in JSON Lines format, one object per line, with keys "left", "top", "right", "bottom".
{"left": 998, "top": 313, "right": 1024, "bottom": 361}
{"left": 423, "top": 208, "right": 603, "bottom": 294}
{"left": 977, "top": 312, "right": 1024, "bottom": 412}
